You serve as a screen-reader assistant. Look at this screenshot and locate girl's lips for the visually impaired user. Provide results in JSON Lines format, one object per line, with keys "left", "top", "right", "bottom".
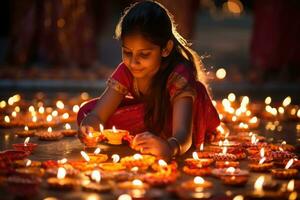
{"left": 131, "top": 68, "right": 145, "bottom": 73}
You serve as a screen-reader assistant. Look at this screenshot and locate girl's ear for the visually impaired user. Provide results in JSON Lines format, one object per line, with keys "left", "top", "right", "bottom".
{"left": 161, "top": 40, "right": 174, "bottom": 57}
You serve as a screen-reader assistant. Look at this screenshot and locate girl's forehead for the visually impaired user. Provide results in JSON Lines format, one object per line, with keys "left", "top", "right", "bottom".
{"left": 122, "top": 34, "right": 159, "bottom": 51}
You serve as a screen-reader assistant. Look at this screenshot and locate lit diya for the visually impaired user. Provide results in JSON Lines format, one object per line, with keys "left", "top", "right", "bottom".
{"left": 215, "top": 161, "right": 239, "bottom": 168}
{"left": 86, "top": 148, "right": 108, "bottom": 163}
{"left": 220, "top": 174, "right": 248, "bottom": 186}
{"left": 248, "top": 147, "right": 273, "bottom": 163}
{"left": 14, "top": 159, "right": 41, "bottom": 168}
{"left": 196, "top": 143, "right": 214, "bottom": 158}
{"left": 47, "top": 167, "right": 79, "bottom": 190}
{"left": 84, "top": 129, "right": 101, "bottom": 148}
{"left": 116, "top": 179, "right": 149, "bottom": 198}
{"left": 249, "top": 157, "right": 274, "bottom": 172}
{"left": 15, "top": 126, "right": 35, "bottom": 137}
{"left": 185, "top": 152, "right": 214, "bottom": 168}
{"left": 271, "top": 159, "right": 298, "bottom": 179}
{"left": 211, "top": 167, "right": 249, "bottom": 178}
{"left": 99, "top": 154, "right": 126, "bottom": 171}
{"left": 102, "top": 126, "right": 129, "bottom": 145}
{"left": 61, "top": 123, "right": 77, "bottom": 137}
{"left": 213, "top": 147, "right": 237, "bottom": 161}
{"left": 180, "top": 176, "right": 213, "bottom": 191}
{"left": 12, "top": 137, "right": 38, "bottom": 154}
{"left": 82, "top": 169, "right": 112, "bottom": 193}
{"left": 120, "top": 154, "right": 155, "bottom": 171}
{"left": 37, "top": 127, "right": 63, "bottom": 141}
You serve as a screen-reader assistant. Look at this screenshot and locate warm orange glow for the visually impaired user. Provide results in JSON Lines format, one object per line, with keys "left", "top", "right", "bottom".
{"left": 216, "top": 68, "right": 226, "bottom": 79}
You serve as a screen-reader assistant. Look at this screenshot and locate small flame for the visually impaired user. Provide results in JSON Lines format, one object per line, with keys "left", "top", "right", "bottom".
{"left": 24, "top": 126, "right": 29, "bottom": 131}
{"left": 259, "top": 157, "right": 266, "bottom": 165}
{"left": 226, "top": 167, "right": 235, "bottom": 174}
{"left": 25, "top": 159, "right": 32, "bottom": 167}
{"left": 91, "top": 170, "right": 101, "bottom": 183}
{"left": 24, "top": 137, "right": 30, "bottom": 146}
{"left": 218, "top": 140, "right": 223, "bottom": 147}
{"left": 99, "top": 124, "right": 104, "bottom": 132}
{"left": 287, "top": 179, "right": 295, "bottom": 192}
{"left": 88, "top": 132, "right": 93, "bottom": 137}
{"left": 65, "top": 123, "right": 71, "bottom": 130}
{"left": 251, "top": 134, "right": 257, "bottom": 145}
{"left": 260, "top": 148, "right": 265, "bottom": 158}
{"left": 32, "top": 116, "right": 37, "bottom": 122}
{"left": 62, "top": 113, "right": 69, "bottom": 119}
{"left": 112, "top": 154, "right": 120, "bottom": 163}
{"left": 133, "top": 153, "right": 143, "bottom": 160}
{"left": 131, "top": 166, "right": 139, "bottom": 172}
{"left": 132, "top": 179, "right": 143, "bottom": 186}
{"left": 57, "top": 158, "right": 67, "bottom": 164}
{"left": 72, "top": 105, "right": 79, "bottom": 113}
{"left": 94, "top": 148, "right": 101, "bottom": 155}
{"left": 222, "top": 147, "right": 228, "bottom": 154}
{"left": 11, "top": 111, "right": 17, "bottom": 118}
{"left": 158, "top": 159, "right": 167, "bottom": 167}
{"left": 4, "top": 115, "right": 10, "bottom": 123}
{"left": 282, "top": 96, "right": 291, "bottom": 107}
{"left": 281, "top": 141, "right": 287, "bottom": 145}
{"left": 46, "top": 115, "right": 53, "bottom": 122}
{"left": 279, "top": 147, "right": 284, "bottom": 152}
{"left": 38, "top": 106, "right": 45, "bottom": 114}
{"left": 57, "top": 167, "right": 66, "bottom": 179}
{"left": 192, "top": 152, "right": 200, "bottom": 160}
{"left": 254, "top": 176, "right": 264, "bottom": 191}
{"left": 56, "top": 101, "right": 64, "bottom": 109}
{"left": 80, "top": 151, "right": 90, "bottom": 162}
{"left": 199, "top": 143, "right": 204, "bottom": 151}
{"left": 112, "top": 126, "right": 117, "bottom": 133}
{"left": 194, "top": 176, "right": 204, "bottom": 184}
{"left": 249, "top": 117, "right": 258, "bottom": 124}
{"left": 285, "top": 159, "right": 294, "bottom": 169}
{"left": 47, "top": 127, "right": 52, "bottom": 132}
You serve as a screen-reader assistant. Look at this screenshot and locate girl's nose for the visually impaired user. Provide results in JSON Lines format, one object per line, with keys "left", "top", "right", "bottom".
{"left": 129, "top": 55, "right": 139, "bottom": 66}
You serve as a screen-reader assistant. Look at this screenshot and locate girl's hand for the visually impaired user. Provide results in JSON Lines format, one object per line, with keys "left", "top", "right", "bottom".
{"left": 78, "top": 125, "right": 97, "bottom": 147}
{"left": 131, "top": 132, "right": 173, "bottom": 161}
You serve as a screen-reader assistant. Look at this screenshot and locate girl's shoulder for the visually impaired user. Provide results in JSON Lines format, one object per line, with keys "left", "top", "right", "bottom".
{"left": 168, "top": 62, "right": 195, "bottom": 84}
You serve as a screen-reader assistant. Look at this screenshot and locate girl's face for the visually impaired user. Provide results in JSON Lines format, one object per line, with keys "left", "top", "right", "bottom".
{"left": 122, "top": 34, "right": 163, "bottom": 80}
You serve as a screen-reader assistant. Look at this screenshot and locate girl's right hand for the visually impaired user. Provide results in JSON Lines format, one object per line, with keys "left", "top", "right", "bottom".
{"left": 78, "top": 125, "right": 96, "bottom": 147}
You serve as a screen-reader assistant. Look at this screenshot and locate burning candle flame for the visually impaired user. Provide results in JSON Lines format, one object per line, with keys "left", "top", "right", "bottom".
{"left": 282, "top": 96, "right": 291, "bottom": 107}
{"left": 254, "top": 176, "right": 264, "bottom": 191}
{"left": 287, "top": 179, "right": 295, "bottom": 192}
{"left": 46, "top": 115, "right": 53, "bottom": 122}
{"left": 259, "top": 157, "right": 266, "bottom": 165}
{"left": 218, "top": 140, "right": 223, "bottom": 147}
{"left": 24, "top": 137, "right": 30, "bottom": 146}
{"left": 112, "top": 154, "right": 120, "bottom": 163}
{"left": 260, "top": 148, "right": 265, "bottom": 158}
{"left": 285, "top": 159, "right": 294, "bottom": 169}
{"left": 57, "top": 167, "right": 66, "bottom": 179}
{"left": 281, "top": 141, "right": 286, "bottom": 145}
{"left": 94, "top": 148, "right": 101, "bottom": 155}
{"left": 194, "top": 176, "right": 204, "bottom": 184}
{"left": 112, "top": 126, "right": 117, "bottom": 133}
{"left": 222, "top": 147, "right": 228, "bottom": 154}
{"left": 25, "top": 159, "right": 31, "bottom": 167}
{"left": 4, "top": 115, "right": 10, "bottom": 123}
{"left": 56, "top": 101, "right": 64, "bottom": 109}
{"left": 133, "top": 153, "right": 143, "bottom": 160}
{"left": 88, "top": 132, "right": 93, "bottom": 137}
{"left": 250, "top": 117, "right": 258, "bottom": 123}
{"left": 80, "top": 151, "right": 90, "bottom": 162}
{"left": 24, "top": 126, "right": 29, "bottom": 131}
{"left": 118, "top": 194, "right": 132, "bottom": 200}
{"left": 131, "top": 166, "right": 139, "bottom": 172}
{"left": 91, "top": 170, "right": 101, "bottom": 183}
{"left": 12, "top": 111, "right": 17, "bottom": 118}
{"left": 158, "top": 159, "right": 167, "bottom": 167}
{"left": 223, "top": 139, "right": 229, "bottom": 146}
{"left": 200, "top": 143, "right": 204, "bottom": 151}
{"left": 65, "top": 123, "right": 71, "bottom": 130}
{"left": 57, "top": 158, "right": 67, "bottom": 164}
{"left": 226, "top": 167, "right": 235, "bottom": 174}
{"left": 192, "top": 152, "right": 200, "bottom": 160}
{"left": 62, "top": 113, "right": 69, "bottom": 119}
{"left": 72, "top": 105, "right": 79, "bottom": 113}
{"left": 47, "top": 127, "right": 52, "bottom": 133}
{"left": 132, "top": 179, "right": 143, "bottom": 186}
{"left": 99, "top": 124, "right": 104, "bottom": 132}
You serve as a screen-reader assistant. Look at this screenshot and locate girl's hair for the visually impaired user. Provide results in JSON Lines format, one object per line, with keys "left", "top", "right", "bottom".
{"left": 115, "top": 0, "right": 208, "bottom": 135}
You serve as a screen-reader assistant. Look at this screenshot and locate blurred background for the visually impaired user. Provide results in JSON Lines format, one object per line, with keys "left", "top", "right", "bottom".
{"left": 0, "top": 0, "right": 299, "bottom": 101}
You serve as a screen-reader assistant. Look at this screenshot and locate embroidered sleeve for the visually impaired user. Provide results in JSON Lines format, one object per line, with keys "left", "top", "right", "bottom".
{"left": 167, "top": 71, "right": 196, "bottom": 102}
{"left": 106, "top": 63, "right": 132, "bottom": 95}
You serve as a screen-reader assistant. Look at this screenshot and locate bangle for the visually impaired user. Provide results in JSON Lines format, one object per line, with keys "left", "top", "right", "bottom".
{"left": 168, "top": 137, "right": 182, "bottom": 157}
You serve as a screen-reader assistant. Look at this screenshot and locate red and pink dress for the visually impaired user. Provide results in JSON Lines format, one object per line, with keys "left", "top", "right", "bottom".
{"left": 77, "top": 63, "right": 220, "bottom": 147}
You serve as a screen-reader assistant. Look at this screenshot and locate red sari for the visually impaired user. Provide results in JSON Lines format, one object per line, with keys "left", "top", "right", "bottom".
{"left": 77, "top": 63, "right": 220, "bottom": 147}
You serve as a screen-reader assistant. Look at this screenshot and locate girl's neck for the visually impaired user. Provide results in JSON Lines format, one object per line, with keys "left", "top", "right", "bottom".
{"left": 135, "top": 77, "right": 152, "bottom": 96}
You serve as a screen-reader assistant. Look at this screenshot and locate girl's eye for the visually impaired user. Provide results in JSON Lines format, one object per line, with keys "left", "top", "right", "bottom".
{"left": 123, "top": 51, "right": 132, "bottom": 56}
{"left": 139, "top": 53, "right": 150, "bottom": 58}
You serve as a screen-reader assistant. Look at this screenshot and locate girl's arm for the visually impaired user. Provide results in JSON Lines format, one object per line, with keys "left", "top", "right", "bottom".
{"left": 80, "top": 87, "right": 124, "bottom": 131}
{"left": 169, "top": 96, "right": 194, "bottom": 156}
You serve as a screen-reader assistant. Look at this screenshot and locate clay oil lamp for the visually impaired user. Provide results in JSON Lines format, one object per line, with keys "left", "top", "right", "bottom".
{"left": 249, "top": 157, "right": 274, "bottom": 172}
{"left": 211, "top": 166, "right": 249, "bottom": 178}
{"left": 183, "top": 152, "right": 212, "bottom": 176}
{"left": 116, "top": 179, "right": 149, "bottom": 199}
{"left": 12, "top": 137, "right": 37, "bottom": 154}
{"left": 213, "top": 147, "right": 237, "bottom": 161}
{"left": 47, "top": 167, "right": 79, "bottom": 190}
{"left": 102, "top": 126, "right": 129, "bottom": 145}
{"left": 271, "top": 159, "right": 298, "bottom": 179}
{"left": 61, "top": 123, "right": 77, "bottom": 137}
{"left": 15, "top": 159, "right": 44, "bottom": 177}
{"left": 248, "top": 147, "right": 273, "bottom": 163}
{"left": 220, "top": 174, "right": 249, "bottom": 186}
{"left": 14, "top": 158, "right": 41, "bottom": 168}
{"left": 215, "top": 160, "right": 239, "bottom": 168}
{"left": 120, "top": 154, "right": 155, "bottom": 171}
{"left": 37, "top": 127, "right": 63, "bottom": 141}
{"left": 246, "top": 175, "right": 284, "bottom": 199}
{"left": 270, "top": 141, "right": 295, "bottom": 152}
{"left": 84, "top": 129, "right": 101, "bottom": 148}
{"left": 176, "top": 176, "right": 213, "bottom": 199}
{"left": 87, "top": 148, "right": 108, "bottom": 163}
{"left": 270, "top": 147, "right": 296, "bottom": 164}
{"left": 99, "top": 154, "right": 126, "bottom": 171}
{"left": 196, "top": 143, "right": 214, "bottom": 158}
{"left": 82, "top": 169, "right": 111, "bottom": 193}
{"left": 77, "top": 151, "right": 97, "bottom": 171}
{"left": 16, "top": 126, "right": 35, "bottom": 137}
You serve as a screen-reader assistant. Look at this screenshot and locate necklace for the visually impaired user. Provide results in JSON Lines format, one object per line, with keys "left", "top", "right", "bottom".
{"left": 133, "top": 78, "right": 141, "bottom": 97}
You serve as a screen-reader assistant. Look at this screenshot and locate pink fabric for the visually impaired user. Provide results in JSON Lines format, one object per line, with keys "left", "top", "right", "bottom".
{"left": 77, "top": 62, "right": 220, "bottom": 147}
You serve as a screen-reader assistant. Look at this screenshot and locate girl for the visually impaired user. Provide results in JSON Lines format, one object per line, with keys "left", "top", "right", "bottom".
{"left": 77, "top": 1, "right": 220, "bottom": 161}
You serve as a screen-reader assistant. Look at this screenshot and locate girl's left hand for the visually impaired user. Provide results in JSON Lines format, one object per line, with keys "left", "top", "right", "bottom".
{"left": 131, "top": 132, "right": 173, "bottom": 161}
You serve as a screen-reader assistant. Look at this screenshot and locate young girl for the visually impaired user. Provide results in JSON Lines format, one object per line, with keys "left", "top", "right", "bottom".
{"left": 77, "top": 1, "right": 220, "bottom": 161}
